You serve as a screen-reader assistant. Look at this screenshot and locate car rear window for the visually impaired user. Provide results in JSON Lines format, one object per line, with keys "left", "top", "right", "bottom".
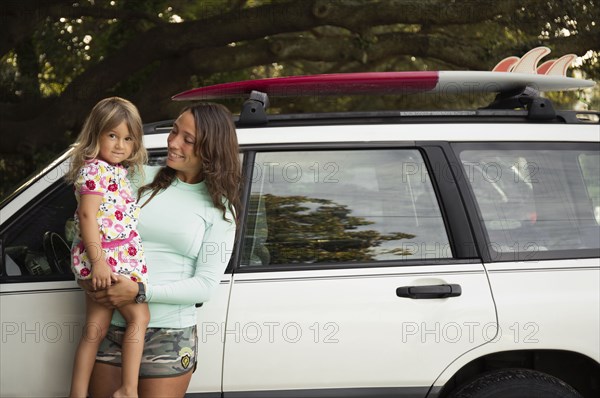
{"left": 457, "top": 143, "right": 600, "bottom": 261}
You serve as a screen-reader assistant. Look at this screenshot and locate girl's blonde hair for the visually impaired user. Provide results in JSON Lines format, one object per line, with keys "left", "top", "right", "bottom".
{"left": 65, "top": 97, "right": 147, "bottom": 183}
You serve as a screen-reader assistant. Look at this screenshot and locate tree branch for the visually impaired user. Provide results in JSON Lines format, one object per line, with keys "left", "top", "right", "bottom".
{"left": 1, "top": 0, "right": 596, "bottom": 157}
{"left": 547, "top": 31, "right": 600, "bottom": 58}
{"left": 182, "top": 32, "right": 488, "bottom": 78}
{"left": 0, "top": 29, "right": 490, "bottom": 154}
{"left": 46, "top": 5, "right": 165, "bottom": 25}
{"left": 57, "top": 0, "right": 544, "bottom": 105}
{"left": 0, "top": 0, "right": 71, "bottom": 56}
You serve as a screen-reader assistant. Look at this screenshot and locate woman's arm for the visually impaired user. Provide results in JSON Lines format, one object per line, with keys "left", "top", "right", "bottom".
{"left": 146, "top": 216, "right": 236, "bottom": 305}
{"left": 87, "top": 197, "right": 237, "bottom": 309}
{"left": 87, "top": 217, "right": 236, "bottom": 308}
{"left": 88, "top": 220, "right": 235, "bottom": 308}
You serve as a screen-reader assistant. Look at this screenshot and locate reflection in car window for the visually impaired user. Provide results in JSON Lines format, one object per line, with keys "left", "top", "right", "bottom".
{"left": 460, "top": 148, "right": 600, "bottom": 258}
{"left": 241, "top": 149, "right": 451, "bottom": 266}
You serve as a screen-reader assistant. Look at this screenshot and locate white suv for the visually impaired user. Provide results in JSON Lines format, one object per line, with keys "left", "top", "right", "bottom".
{"left": 1, "top": 72, "right": 599, "bottom": 398}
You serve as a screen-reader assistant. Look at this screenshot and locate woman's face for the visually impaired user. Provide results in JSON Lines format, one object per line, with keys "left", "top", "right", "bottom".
{"left": 167, "top": 110, "right": 203, "bottom": 183}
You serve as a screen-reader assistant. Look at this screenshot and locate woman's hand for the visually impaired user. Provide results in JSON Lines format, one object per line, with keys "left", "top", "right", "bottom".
{"left": 82, "top": 275, "right": 139, "bottom": 309}
{"left": 77, "top": 278, "right": 95, "bottom": 292}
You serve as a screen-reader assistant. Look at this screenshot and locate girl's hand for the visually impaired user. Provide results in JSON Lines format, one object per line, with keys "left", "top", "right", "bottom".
{"left": 91, "top": 262, "right": 118, "bottom": 290}
{"left": 88, "top": 275, "right": 138, "bottom": 309}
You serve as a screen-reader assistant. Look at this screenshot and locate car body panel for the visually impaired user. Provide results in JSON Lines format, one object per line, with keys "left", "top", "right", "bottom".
{"left": 1, "top": 119, "right": 598, "bottom": 397}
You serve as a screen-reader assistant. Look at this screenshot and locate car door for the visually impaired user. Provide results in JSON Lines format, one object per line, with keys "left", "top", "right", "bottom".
{"left": 454, "top": 142, "right": 600, "bottom": 359}
{"left": 221, "top": 144, "right": 497, "bottom": 397}
{"left": 0, "top": 160, "right": 84, "bottom": 397}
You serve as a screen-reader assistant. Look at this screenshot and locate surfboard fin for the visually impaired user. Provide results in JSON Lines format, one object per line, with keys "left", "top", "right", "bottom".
{"left": 511, "top": 47, "right": 552, "bottom": 74}
{"left": 492, "top": 47, "right": 578, "bottom": 77}
{"left": 536, "top": 59, "right": 557, "bottom": 75}
{"left": 492, "top": 56, "right": 520, "bottom": 72}
{"left": 543, "top": 54, "right": 577, "bottom": 76}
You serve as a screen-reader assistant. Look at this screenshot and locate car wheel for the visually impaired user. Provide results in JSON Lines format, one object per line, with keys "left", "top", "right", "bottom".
{"left": 448, "top": 368, "right": 582, "bottom": 398}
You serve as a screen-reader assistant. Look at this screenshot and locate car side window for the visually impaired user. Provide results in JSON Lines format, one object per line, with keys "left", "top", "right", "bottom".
{"left": 458, "top": 145, "right": 600, "bottom": 260}
{"left": 241, "top": 149, "right": 452, "bottom": 266}
{"left": 0, "top": 151, "right": 180, "bottom": 280}
{"left": 1, "top": 181, "right": 76, "bottom": 279}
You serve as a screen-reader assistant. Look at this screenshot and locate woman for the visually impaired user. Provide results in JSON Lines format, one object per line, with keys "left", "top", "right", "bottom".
{"left": 82, "top": 102, "right": 241, "bottom": 397}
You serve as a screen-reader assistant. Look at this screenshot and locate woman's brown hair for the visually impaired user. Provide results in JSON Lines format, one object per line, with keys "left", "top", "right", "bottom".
{"left": 138, "top": 103, "right": 241, "bottom": 224}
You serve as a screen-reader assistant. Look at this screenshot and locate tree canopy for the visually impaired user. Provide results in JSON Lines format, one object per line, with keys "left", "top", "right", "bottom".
{"left": 1, "top": 0, "right": 598, "bottom": 198}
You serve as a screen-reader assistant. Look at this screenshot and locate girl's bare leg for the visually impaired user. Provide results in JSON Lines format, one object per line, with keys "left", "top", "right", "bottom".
{"left": 111, "top": 303, "right": 150, "bottom": 398}
{"left": 69, "top": 295, "right": 113, "bottom": 398}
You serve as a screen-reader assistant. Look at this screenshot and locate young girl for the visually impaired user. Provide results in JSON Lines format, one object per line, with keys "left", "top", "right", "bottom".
{"left": 65, "top": 97, "right": 149, "bottom": 398}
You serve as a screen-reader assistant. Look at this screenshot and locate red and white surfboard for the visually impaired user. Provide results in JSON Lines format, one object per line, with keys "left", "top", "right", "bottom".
{"left": 172, "top": 47, "right": 595, "bottom": 101}
{"left": 172, "top": 71, "right": 595, "bottom": 101}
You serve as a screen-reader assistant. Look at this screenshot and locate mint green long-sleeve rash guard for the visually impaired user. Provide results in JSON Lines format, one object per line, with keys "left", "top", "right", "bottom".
{"left": 111, "top": 165, "right": 236, "bottom": 328}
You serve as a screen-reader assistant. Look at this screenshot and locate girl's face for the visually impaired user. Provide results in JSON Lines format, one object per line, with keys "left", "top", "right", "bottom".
{"left": 98, "top": 120, "right": 134, "bottom": 165}
{"left": 167, "top": 110, "right": 203, "bottom": 183}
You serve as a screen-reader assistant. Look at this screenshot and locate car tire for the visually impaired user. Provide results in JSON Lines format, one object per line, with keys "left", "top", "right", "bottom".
{"left": 448, "top": 368, "right": 582, "bottom": 398}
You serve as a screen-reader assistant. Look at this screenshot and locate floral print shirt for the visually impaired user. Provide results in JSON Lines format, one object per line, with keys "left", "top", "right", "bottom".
{"left": 73, "top": 159, "right": 140, "bottom": 242}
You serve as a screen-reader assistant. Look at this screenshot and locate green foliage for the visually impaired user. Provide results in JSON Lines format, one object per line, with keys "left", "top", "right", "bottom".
{"left": 1, "top": 0, "right": 599, "bottom": 201}
{"left": 0, "top": 52, "right": 19, "bottom": 101}
{"left": 34, "top": 16, "right": 96, "bottom": 96}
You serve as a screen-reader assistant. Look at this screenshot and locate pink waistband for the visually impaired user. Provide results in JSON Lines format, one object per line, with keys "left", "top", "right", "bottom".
{"left": 77, "top": 230, "right": 138, "bottom": 251}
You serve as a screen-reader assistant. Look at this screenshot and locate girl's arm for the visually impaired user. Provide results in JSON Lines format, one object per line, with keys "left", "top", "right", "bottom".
{"left": 78, "top": 194, "right": 117, "bottom": 290}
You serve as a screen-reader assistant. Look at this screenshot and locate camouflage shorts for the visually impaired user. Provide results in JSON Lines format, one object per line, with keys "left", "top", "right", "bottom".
{"left": 96, "top": 324, "right": 197, "bottom": 378}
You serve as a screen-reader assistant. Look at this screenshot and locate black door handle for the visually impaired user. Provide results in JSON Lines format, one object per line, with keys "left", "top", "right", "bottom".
{"left": 396, "top": 284, "right": 462, "bottom": 299}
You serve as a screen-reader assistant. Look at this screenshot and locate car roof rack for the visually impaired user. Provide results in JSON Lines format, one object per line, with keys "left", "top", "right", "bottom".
{"left": 240, "top": 90, "right": 269, "bottom": 125}
{"left": 482, "top": 86, "right": 556, "bottom": 120}
{"left": 235, "top": 84, "right": 559, "bottom": 125}
{"left": 142, "top": 106, "right": 599, "bottom": 136}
